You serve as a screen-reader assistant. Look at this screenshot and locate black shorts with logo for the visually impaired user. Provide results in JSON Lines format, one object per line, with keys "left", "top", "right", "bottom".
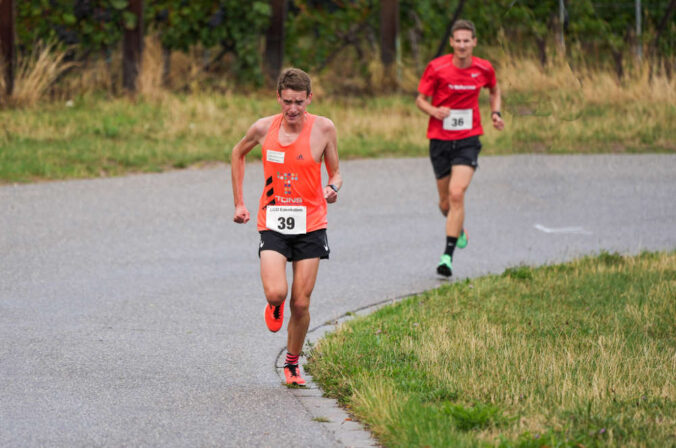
{"left": 429, "top": 136, "right": 482, "bottom": 179}
{"left": 259, "top": 229, "right": 330, "bottom": 261}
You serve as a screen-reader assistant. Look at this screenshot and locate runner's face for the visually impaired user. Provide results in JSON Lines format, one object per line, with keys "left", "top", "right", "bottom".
{"left": 450, "top": 29, "right": 476, "bottom": 60}
{"left": 278, "top": 89, "right": 312, "bottom": 124}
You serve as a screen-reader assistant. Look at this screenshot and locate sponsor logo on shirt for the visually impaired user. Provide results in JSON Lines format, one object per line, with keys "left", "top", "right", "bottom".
{"left": 471, "top": 72, "right": 479, "bottom": 78}
{"left": 276, "top": 196, "right": 303, "bottom": 204}
{"left": 448, "top": 84, "right": 476, "bottom": 90}
{"left": 277, "top": 172, "right": 298, "bottom": 195}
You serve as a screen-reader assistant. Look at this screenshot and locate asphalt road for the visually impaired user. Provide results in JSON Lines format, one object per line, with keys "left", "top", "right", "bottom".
{"left": 1, "top": 155, "right": 675, "bottom": 447}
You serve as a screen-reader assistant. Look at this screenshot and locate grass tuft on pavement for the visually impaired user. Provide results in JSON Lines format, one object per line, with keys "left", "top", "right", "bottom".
{"left": 306, "top": 251, "right": 676, "bottom": 447}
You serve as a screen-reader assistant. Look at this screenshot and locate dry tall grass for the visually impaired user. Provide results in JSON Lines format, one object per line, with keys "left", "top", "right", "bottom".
{"left": 138, "top": 36, "right": 168, "bottom": 101}
{"left": 499, "top": 57, "right": 676, "bottom": 105}
{"left": 6, "top": 42, "right": 75, "bottom": 107}
{"left": 3, "top": 41, "right": 674, "bottom": 110}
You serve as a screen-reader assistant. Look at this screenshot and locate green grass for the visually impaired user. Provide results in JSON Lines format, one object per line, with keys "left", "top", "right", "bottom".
{"left": 305, "top": 251, "right": 676, "bottom": 447}
{"left": 0, "top": 84, "right": 674, "bottom": 183}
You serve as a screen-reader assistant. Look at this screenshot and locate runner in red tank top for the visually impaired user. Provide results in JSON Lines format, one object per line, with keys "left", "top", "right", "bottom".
{"left": 415, "top": 19, "right": 505, "bottom": 278}
{"left": 231, "top": 68, "right": 342, "bottom": 386}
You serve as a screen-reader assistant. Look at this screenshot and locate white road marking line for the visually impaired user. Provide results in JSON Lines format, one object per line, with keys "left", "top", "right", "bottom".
{"left": 534, "top": 223, "right": 593, "bottom": 235}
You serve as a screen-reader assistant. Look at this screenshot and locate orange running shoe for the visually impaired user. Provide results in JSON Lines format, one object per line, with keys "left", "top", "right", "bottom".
{"left": 283, "top": 364, "right": 306, "bottom": 386}
{"left": 264, "top": 301, "right": 285, "bottom": 333}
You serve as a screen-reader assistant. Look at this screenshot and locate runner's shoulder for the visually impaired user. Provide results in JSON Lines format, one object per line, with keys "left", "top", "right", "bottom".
{"left": 427, "top": 54, "right": 454, "bottom": 72}
{"left": 471, "top": 56, "right": 495, "bottom": 73}
{"left": 249, "top": 114, "right": 279, "bottom": 138}
{"left": 312, "top": 115, "right": 336, "bottom": 134}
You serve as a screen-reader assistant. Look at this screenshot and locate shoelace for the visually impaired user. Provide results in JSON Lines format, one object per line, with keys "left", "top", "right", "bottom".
{"left": 272, "top": 305, "right": 281, "bottom": 319}
{"left": 285, "top": 364, "right": 299, "bottom": 377}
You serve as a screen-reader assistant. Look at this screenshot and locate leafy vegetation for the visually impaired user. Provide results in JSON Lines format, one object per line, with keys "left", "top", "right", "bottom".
{"left": 8, "top": 0, "right": 675, "bottom": 91}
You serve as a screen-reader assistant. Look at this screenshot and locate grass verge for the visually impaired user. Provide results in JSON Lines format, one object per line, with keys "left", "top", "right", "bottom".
{"left": 305, "top": 251, "right": 676, "bottom": 447}
{"left": 0, "top": 58, "right": 674, "bottom": 183}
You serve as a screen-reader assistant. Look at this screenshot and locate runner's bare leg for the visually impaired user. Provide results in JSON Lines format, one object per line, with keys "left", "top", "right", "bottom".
{"left": 446, "top": 165, "right": 474, "bottom": 237}
{"left": 260, "top": 250, "right": 288, "bottom": 307}
{"left": 287, "top": 258, "right": 320, "bottom": 355}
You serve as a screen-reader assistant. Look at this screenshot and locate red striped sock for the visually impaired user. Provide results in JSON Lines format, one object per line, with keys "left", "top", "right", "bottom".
{"left": 285, "top": 352, "right": 299, "bottom": 366}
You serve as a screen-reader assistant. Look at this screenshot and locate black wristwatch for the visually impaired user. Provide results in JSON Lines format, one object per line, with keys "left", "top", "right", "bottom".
{"left": 328, "top": 184, "right": 339, "bottom": 193}
{"left": 491, "top": 111, "right": 502, "bottom": 118}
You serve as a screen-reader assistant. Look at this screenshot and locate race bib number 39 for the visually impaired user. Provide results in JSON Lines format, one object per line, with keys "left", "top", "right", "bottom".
{"left": 266, "top": 206, "right": 307, "bottom": 235}
{"left": 443, "top": 109, "right": 473, "bottom": 131}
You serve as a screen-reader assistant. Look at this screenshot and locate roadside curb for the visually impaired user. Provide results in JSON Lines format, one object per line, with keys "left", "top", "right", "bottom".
{"left": 274, "top": 292, "right": 426, "bottom": 448}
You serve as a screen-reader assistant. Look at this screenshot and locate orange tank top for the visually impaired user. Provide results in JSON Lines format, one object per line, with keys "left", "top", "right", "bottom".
{"left": 257, "top": 113, "right": 327, "bottom": 234}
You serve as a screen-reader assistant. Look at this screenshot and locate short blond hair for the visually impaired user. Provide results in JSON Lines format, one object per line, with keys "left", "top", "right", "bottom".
{"left": 277, "top": 68, "right": 312, "bottom": 96}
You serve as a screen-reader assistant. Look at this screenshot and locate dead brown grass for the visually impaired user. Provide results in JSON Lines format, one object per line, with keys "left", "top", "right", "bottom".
{"left": 4, "top": 41, "right": 75, "bottom": 107}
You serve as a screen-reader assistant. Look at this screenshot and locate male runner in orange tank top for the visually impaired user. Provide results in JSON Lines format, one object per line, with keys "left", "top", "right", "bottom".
{"left": 231, "top": 68, "right": 342, "bottom": 386}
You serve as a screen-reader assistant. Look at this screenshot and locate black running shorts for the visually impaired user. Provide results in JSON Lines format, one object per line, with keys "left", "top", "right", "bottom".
{"left": 258, "top": 229, "right": 330, "bottom": 261}
{"left": 429, "top": 136, "right": 482, "bottom": 179}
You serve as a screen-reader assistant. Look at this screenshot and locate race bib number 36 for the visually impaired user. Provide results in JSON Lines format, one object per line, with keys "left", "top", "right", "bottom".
{"left": 443, "top": 109, "right": 473, "bottom": 131}
{"left": 266, "top": 206, "right": 307, "bottom": 235}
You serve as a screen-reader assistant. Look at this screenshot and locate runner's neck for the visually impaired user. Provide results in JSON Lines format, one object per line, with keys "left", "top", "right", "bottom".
{"left": 452, "top": 55, "right": 472, "bottom": 69}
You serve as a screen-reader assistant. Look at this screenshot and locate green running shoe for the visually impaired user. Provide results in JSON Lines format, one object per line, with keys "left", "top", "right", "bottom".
{"left": 457, "top": 229, "right": 468, "bottom": 249}
{"left": 436, "top": 254, "right": 453, "bottom": 277}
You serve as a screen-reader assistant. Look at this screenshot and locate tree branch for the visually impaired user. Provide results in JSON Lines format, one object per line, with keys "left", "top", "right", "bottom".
{"left": 434, "top": 0, "right": 468, "bottom": 59}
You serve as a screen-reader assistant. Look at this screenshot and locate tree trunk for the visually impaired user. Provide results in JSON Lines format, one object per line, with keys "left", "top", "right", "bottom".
{"left": 651, "top": 0, "right": 676, "bottom": 65}
{"left": 380, "top": 0, "right": 398, "bottom": 67}
{"left": 650, "top": 0, "right": 675, "bottom": 80}
{"left": 380, "top": 0, "right": 399, "bottom": 90}
{"left": 0, "top": 0, "right": 16, "bottom": 97}
{"left": 265, "top": 0, "right": 287, "bottom": 85}
{"left": 434, "top": 0, "right": 467, "bottom": 59}
{"left": 123, "top": 0, "right": 143, "bottom": 93}
{"left": 536, "top": 37, "right": 547, "bottom": 68}
{"left": 612, "top": 50, "right": 624, "bottom": 81}
{"left": 408, "top": 11, "right": 423, "bottom": 74}
{"left": 162, "top": 45, "right": 171, "bottom": 87}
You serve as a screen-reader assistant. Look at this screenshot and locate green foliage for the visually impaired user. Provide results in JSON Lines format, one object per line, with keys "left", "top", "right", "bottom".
{"left": 285, "top": 0, "right": 379, "bottom": 71}
{"left": 17, "top": 0, "right": 126, "bottom": 53}
{"left": 11, "top": 0, "right": 675, "bottom": 88}
{"left": 15, "top": 0, "right": 271, "bottom": 83}
{"left": 145, "top": 0, "right": 270, "bottom": 83}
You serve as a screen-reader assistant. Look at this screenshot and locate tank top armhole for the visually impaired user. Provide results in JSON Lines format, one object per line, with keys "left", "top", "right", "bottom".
{"left": 262, "top": 114, "right": 284, "bottom": 149}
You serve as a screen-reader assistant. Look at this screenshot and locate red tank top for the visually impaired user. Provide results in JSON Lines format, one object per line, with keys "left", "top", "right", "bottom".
{"left": 257, "top": 113, "right": 327, "bottom": 233}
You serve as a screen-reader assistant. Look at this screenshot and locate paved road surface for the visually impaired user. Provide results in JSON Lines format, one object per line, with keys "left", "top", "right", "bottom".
{"left": 1, "top": 155, "right": 675, "bottom": 447}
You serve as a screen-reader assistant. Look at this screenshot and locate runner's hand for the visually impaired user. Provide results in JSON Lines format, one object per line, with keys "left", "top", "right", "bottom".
{"left": 324, "top": 186, "right": 338, "bottom": 204}
{"left": 492, "top": 113, "right": 504, "bottom": 131}
{"left": 234, "top": 205, "right": 250, "bottom": 223}
{"left": 432, "top": 107, "right": 451, "bottom": 121}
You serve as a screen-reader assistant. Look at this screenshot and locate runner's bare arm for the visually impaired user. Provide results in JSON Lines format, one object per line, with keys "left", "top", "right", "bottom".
{"left": 415, "top": 93, "right": 450, "bottom": 121}
{"left": 320, "top": 118, "right": 341, "bottom": 204}
{"left": 231, "top": 120, "right": 266, "bottom": 223}
{"left": 489, "top": 84, "right": 504, "bottom": 131}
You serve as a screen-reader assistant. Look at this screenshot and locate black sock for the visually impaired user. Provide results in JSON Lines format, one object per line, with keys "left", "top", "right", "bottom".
{"left": 444, "top": 236, "right": 458, "bottom": 257}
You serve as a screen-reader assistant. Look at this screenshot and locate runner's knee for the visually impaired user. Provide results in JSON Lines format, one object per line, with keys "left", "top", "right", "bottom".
{"left": 264, "top": 286, "right": 287, "bottom": 306}
{"left": 438, "top": 200, "right": 449, "bottom": 216}
{"left": 290, "top": 296, "right": 310, "bottom": 316}
{"left": 449, "top": 186, "right": 467, "bottom": 205}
